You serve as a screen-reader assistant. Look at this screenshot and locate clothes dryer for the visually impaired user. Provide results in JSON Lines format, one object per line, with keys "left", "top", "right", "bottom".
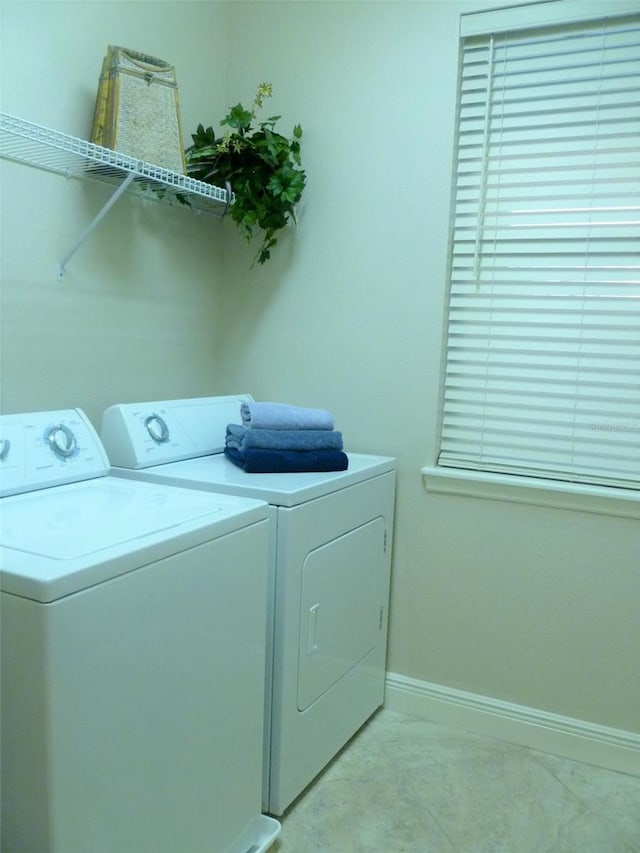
{"left": 101, "top": 395, "right": 396, "bottom": 815}
{"left": 0, "top": 408, "right": 280, "bottom": 853}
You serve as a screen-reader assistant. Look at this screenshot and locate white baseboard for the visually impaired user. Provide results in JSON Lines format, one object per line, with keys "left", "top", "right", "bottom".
{"left": 384, "top": 672, "right": 640, "bottom": 777}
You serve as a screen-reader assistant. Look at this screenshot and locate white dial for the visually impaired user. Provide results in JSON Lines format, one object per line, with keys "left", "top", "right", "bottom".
{"left": 144, "top": 414, "right": 170, "bottom": 444}
{"left": 45, "top": 424, "right": 77, "bottom": 458}
{"left": 0, "top": 438, "right": 10, "bottom": 460}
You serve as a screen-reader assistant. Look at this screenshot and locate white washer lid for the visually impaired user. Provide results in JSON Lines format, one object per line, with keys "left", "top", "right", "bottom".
{"left": 111, "top": 452, "right": 396, "bottom": 507}
{"left": 0, "top": 476, "right": 268, "bottom": 601}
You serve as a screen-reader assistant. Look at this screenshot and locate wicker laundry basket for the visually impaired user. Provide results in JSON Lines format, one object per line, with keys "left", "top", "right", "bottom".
{"left": 90, "top": 46, "right": 187, "bottom": 173}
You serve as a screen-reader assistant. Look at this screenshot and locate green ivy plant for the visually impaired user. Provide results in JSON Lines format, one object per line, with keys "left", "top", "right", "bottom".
{"left": 185, "top": 83, "right": 306, "bottom": 266}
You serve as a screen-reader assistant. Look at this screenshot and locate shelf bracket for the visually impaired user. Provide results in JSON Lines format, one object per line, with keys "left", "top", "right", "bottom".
{"left": 57, "top": 172, "right": 136, "bottom": 280}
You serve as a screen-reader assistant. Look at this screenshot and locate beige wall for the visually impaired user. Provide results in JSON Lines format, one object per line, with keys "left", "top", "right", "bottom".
{"left": 217, "top": 1, "right": 640, "bottom": 735}
{"left": 0, "top": 0, "right": 231, "bottom": 423}
{"left": 1, "top": 1, "right": 638, "bottom": 737}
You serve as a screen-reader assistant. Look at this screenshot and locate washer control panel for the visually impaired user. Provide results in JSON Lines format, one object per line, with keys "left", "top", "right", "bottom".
{"left": 101, "top": 395, "right": 251, "bottom": 469}
{"left": 0, "top": 409, "right": 109, "bottom": 497}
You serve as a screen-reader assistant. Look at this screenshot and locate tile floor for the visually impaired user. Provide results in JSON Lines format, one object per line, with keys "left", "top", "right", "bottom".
{"left": 271, "top": 709, "right": 640, "bottom": 853}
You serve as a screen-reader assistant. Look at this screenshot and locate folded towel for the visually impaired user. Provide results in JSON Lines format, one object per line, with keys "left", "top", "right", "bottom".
{"left": 240, "top": 401, "right": 336, "bottom": 431}
{"left": 224, "top": 446, "right": 349, "bottom": 474}
{"left": 226, "top": 424, "right": 344, "bottom": 452}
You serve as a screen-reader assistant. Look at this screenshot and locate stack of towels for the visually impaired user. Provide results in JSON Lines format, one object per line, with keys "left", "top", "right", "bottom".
{"left": 224, "top": 401, "right": 349, "bottom": 473}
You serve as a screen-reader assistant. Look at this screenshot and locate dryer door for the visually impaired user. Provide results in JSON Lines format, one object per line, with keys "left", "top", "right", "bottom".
{"left": 297, "top": 517, "right": 386, "bottom": 711}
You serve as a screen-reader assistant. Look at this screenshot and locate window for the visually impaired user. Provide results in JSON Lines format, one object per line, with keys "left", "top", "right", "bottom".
{"left": 436, "top": 1, "right": 640, "bottom": 492}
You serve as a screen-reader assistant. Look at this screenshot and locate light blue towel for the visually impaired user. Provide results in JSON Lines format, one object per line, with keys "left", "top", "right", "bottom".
{"left": 226, "top": 424, "right": 344, "bottom": 452}
{"left": 240, "top": 401, "right": 336, "bottom": 431}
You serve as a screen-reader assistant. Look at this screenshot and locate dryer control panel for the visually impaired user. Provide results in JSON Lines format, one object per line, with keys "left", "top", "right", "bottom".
{"left": 101, "top": 395, "right": 252, "bottom": 469}
{"left": 0, "top": 409, "right": 109, "bottom": 497}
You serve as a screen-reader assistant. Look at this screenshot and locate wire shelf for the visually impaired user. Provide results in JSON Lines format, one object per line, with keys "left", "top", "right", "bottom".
{"left": 0, "top": 112, "right": 230, "bottom": 216}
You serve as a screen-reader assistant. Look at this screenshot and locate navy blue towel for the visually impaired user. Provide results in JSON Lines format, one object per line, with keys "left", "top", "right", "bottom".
{"left": 224, "top": 446, "right": 349, "bottom": 474}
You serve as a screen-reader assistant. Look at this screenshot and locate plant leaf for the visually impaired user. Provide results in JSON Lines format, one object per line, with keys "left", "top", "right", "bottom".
{"left": 221, "top": 103, "right": 253, "bottom": 131}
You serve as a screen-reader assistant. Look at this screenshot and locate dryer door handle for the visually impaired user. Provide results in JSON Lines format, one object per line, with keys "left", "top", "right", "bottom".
{"left": 308, "top": 603, "right": 320, "bottom": 654}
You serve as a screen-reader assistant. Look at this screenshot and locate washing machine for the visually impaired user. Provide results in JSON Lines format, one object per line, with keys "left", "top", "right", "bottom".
{"left": 101, "top": 394, "right": 396, "bottom": 815}
{"left": 0, "top": 408, "right": 280, "bottom": 853}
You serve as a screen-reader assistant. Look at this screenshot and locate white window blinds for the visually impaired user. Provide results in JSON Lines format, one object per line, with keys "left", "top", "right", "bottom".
{"left": 438, "top": 8, "right": 640, "bottom": 490}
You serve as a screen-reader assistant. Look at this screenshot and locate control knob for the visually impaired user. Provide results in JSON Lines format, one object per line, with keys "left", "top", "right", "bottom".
{"left": 45, "top": 424, "right": 77, "bottom": 459}
{"left": 144, "top": 414, "right": 170, "bottom": 444}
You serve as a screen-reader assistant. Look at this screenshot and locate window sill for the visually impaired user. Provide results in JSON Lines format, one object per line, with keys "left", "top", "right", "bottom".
{"left": 421, "top": 466, "right": 640, "bottom": 519}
